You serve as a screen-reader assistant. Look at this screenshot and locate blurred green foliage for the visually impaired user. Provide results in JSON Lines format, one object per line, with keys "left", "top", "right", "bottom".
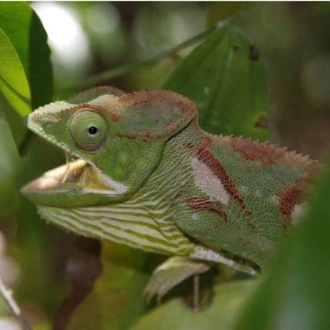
{"left": 164, "top": 23, "right": 268, "bottom": 139}
{"left": 1, "top": 2, "right": 330, "bottom": 330}
{"left": 132, "top": 281, "right": 254, "bottom": 330}
{"left": 0, "top": 2, "right": 52, "bottom": 146}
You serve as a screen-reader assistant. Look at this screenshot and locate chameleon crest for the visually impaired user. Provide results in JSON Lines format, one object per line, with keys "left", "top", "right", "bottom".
{"left": 22, "top": 86, "right": 319, "bottom": 299}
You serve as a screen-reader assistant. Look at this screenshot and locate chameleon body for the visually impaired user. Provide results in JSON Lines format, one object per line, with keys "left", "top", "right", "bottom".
{"left": 21, "top": 87, "right": 319, "bottom": 298}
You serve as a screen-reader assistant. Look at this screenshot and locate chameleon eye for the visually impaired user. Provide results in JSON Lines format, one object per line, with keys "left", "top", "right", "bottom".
{"left": 69, "top": 109, "right": 108, "bottom": 152}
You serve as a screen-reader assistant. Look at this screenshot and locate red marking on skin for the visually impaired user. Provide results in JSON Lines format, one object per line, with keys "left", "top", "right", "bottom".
{"left": 108, "top": 113, "right": 123, "bottom": 122}
{"left": 118, "top": 131, "right": 155, "bottom": 140}
{"left": 116, "top": 91, "right": 197, "bottom": 139}
{"left": 187, "top": 197, "right": 228, "bottom": 221}
{"left": 120, "top": 90, "right": 196, "bottom": 118}
{"left": 176, "top": 99, "right": 196, "bottom": 116}
{"left": 304, "top": 161, "right": 320, "bottom": 180}
{"left": 184, "top": 143, "right": 251, "bottom": 216}
{"left": 118, "top": 133, "right": 138, "bottom": 140}
{"left": 238, "top": 237, "right": 252, "bottom": 248}
{"left": 166, "top": 121, "right": 179, "bottom": 132}
{"left": 231, "top": 137, "right": 286, "bottom": 166}
{"left": 201, "top": 135, "right": 212, "bottom": 148}
{"left": 278, "top": 178, "right": 306, "bottom": 231}
{"left": 143, "top": 131, "right": 152, "bottom": 139}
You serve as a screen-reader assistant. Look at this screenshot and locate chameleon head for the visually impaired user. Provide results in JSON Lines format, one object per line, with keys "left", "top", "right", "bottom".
{"left": 21, "top": 87, "right": 197, "bottom": 208}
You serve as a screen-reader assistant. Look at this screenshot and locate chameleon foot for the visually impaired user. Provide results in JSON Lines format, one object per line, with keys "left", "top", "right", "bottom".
{"left": 143, "top": 256, "right": 212, "bottom": 303}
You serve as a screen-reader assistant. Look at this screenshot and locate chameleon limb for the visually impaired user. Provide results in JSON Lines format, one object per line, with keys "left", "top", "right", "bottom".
{"left": 143, "top": 256, "right": 212, "bottom": 303}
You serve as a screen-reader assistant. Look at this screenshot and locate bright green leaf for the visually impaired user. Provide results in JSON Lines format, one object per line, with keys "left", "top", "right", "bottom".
{"left": 164, "top": 23, "right": 268, "bottom": 140}
{"left": 0, "top": 2, "right": 53, "bottom": 109}
{"left": 0, "top": 28, "right": 30, "bottom": 116}
{"left": 0, "top": 2, "right": 53, "bottom": 146}
{"left": 234, "top": 166, "right": 330, "bottom": 330}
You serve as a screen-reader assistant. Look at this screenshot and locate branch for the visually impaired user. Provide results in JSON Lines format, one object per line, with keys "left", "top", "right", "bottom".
{"left": 0, "top": 276, "right": 31, "bottom": 330}
{"left": 60, "top": 25, "right": 217, "bottom": 91}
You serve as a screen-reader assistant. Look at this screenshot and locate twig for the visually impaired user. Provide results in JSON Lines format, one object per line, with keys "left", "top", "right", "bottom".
{"left": 0, "top": 276, "right": 32, "bottom": 330}
{"left": 60, "top": 25, "right": 217, "bottom": 92}
{"left": 193, "top": 275, "right": 200, "bottom": 312}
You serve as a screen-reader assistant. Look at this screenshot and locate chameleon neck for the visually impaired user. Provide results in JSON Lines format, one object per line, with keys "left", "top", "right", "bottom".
{"left": 142, "top": 121, "right": 205, "bottom": 202}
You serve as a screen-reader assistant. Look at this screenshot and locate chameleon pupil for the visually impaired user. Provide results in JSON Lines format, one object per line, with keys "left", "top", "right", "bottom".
{"left": 88, "top": 126, "right": 98, "bottom": 135}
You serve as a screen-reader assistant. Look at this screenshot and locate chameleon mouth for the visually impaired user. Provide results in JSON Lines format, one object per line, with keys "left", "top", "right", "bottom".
{"left": 21, "top": 158, "right": 114, "bottom": 194}
{"left": 21, "top": 153, "right": 125, "bottom": 208}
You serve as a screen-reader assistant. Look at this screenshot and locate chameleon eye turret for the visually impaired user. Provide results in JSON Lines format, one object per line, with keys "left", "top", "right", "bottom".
{"left": 68, "top": 109, "right": 109, "bottom": 152}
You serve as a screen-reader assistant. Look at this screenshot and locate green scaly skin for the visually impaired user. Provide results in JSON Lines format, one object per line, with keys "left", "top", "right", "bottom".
{"left": 21, "top": 87, "right": 319, "bottom": 300}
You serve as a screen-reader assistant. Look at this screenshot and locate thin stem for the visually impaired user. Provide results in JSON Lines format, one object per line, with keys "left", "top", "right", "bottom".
{"left": 0, "top": 276, "right": 31, "bottom": 330}
{"left": 193, "top": 275, "right": 200, "bottom": 312}
{"left": 60, "top": 25, "right": 217, "bottom": 92}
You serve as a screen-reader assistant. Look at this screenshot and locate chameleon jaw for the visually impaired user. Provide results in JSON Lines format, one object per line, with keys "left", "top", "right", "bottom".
{"left": 21, "top": 159, "right": 117, "bottom": 196}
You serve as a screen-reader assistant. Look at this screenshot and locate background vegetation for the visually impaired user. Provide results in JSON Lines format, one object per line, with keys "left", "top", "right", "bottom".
{"left": 1, "top": 2, "right": 330, "bottom": 329}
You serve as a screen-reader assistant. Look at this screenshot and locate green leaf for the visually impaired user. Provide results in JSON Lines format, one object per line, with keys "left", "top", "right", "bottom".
{"left": 0, "top": 118, "right": 20, "bottom": 214}
{"left": 0, "top": 294, "right": 10, "bottom": 318}
{"left": 0, "top": 27, "right": 30, "bottom": 116}
{"left": 0, "top": 2, "right": 53, "bottom": 145}
{"left": 130, "top": 281, "right": 254, "bottom": 330}
{"left": 164, "top": 23, "right": 268, "bottom": 140}
{"left": 234, "top": 166, "right": 330, "bottom": 330}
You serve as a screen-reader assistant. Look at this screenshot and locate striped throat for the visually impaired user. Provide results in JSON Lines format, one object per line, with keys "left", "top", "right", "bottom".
{"left": 24, "top": 157, "right": 195, "bottom": 256}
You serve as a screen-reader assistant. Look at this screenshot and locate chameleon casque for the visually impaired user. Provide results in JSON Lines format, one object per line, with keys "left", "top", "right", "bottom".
{"left": 21, "top": 86, "right": 319, "bottom": 300}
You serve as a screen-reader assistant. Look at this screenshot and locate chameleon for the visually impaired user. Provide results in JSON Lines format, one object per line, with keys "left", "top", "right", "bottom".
{"left": 21, "top": 86, "right": 319, "bottom": 300}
